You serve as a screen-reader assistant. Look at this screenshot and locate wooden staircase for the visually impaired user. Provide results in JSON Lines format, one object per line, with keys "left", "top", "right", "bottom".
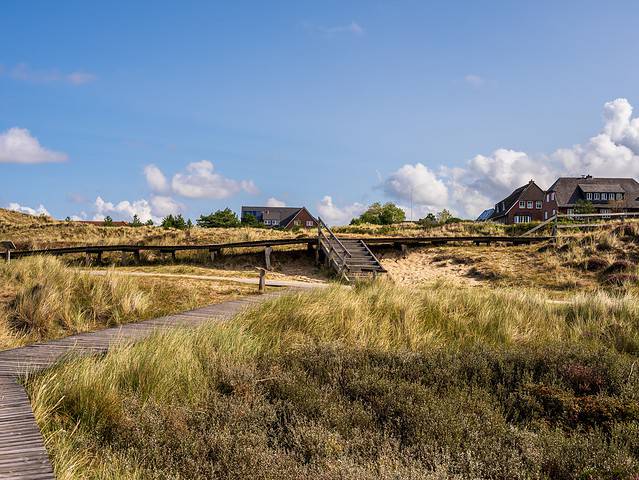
{"left": 317, "top": 218, "right": 386, "bottom": 282}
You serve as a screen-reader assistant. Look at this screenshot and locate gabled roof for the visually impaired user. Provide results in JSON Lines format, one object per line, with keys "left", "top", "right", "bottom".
{"left": 282, "top": 207, "right": 318, "bottom": 228}
{"left": 489, "top": 182, "right": 540, "bottom": 220}
{"left": 548, "top": 177, "right": 639, "bottom": 208}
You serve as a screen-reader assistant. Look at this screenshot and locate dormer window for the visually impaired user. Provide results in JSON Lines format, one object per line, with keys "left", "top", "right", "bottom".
{"left": 594, "top": 193, "right": 600, "bottom": 200}
{"left": 616, "top": 193, "right": 623, "bottom": 200}
{"left": 586, "top": 192, "right": 592, "bottom": 200}
{"left": 601, "top": 193, "right": 608, "bottom": 200}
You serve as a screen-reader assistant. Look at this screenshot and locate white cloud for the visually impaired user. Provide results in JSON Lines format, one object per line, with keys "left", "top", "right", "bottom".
{"left": 382, "top": 98, "right": 639, "bottom": 219}
{"left": 383, "top": 163, "right": 449, "bottom": 209}
{"left": 317, "top": 196, "right": 365, "bottom": 226}
{"left": 0, "top": 127, "right": 67, "bottom": 164}
{"left": 5, "top": 63, "right": 96, "bottom": 85}
{"left": 144, "top": 164, "right": 169, "bottom": 192}
{"left": 7, "top": 202, "right": 50, "bottom": 217}
{"left": 265, "top": 197, "right": 286, "bottom": 207}
{"left": 150, "top": 195, "right": 182, "bottom": 217}
{"left": 464, "top": 74, "right": 484, "bottom": 87}
{"left": 170, "top": 160, "right": 258, "bottom": 199}
{"left": 93, "top": 194, "right": 182, "bottom": 223}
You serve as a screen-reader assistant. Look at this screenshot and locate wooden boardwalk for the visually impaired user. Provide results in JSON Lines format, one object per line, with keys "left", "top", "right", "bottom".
{"left": 0, "top": 291, "right": 285, "bottom": 479}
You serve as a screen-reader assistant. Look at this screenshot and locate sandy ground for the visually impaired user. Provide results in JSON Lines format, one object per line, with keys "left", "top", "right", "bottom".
{"left": 377, "top": 247, "right": 483, "bottom": 286}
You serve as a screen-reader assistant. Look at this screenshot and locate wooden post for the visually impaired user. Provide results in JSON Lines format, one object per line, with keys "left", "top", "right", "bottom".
{"left": 264, "top": 246, "right": 273, "bottom": 270}
{"left": 400, "top": 244, "right": 408, "bottom": 258}
{"left": 257, "top": 268, "right": 266, "bottom": 294}
{"left": 121, "top": 251, "right": 127, "bottom": 265}
{"left": 133, "top": 250, "right": 141, "bottom": 265}
{"left": 171, "top": 251, "right": 177, "bottom": 262}
{"left": 85, "top": 251, "right": 92, "bottom": 265}
{"left": 96, "top": 251, "right": 103, "bottom": 264}
{"left": 209, "top": 249, "right": 217, "bottom": 263}
{"left": 5, "top": 250, "right": 10, "bottom": 263}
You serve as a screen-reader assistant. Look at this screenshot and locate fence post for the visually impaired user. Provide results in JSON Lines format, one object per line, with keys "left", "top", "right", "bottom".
{"left": 264, "top": 246, "right": 273, "bottom": 270}
{"left": 257, "top": 268, "right": 266, "bottom": 294}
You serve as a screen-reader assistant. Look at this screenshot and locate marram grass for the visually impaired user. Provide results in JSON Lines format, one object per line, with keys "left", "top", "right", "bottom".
{"left": 27, "top": 280, "right": 639, "bottom": 479}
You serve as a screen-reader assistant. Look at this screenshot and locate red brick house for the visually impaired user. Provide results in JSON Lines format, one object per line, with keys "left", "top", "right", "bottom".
{"left": 489, "top": 180, "right": 546, "bottom": 224}
{"left": 240, "top": 206, "right": 318, "bottom": 229}
{"left": 543, "top": 176, "right": 639, "bottom": 220}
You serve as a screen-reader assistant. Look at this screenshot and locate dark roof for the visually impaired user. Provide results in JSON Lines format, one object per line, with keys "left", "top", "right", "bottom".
{"left": 476, "top": 208, "right": 494, "bottom": 221}
{"left": 577, "top": 183, "right": 624, "bottom": 193}
{"left": 241, "top": 206, "right": 317, "bottom": 227}
{"left": 488, "top": 184, "right": 528, "bottom": 220}
{"left": 548, "top": 177, "right": 639, "bottom": 208}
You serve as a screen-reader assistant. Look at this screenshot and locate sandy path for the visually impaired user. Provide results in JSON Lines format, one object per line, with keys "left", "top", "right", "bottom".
{"left": 86, "top": 269, "right": 328, "bottom": 289}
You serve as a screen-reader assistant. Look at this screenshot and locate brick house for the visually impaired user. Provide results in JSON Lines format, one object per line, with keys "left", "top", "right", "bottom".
{"left": 488, "top": 180, "right": 546, "bottom": 224}
{"left": 543, "top": 176, "right": 639, "bottom": 220}
{"left": 240, "top": 206, "right": 318, "bottom": 229}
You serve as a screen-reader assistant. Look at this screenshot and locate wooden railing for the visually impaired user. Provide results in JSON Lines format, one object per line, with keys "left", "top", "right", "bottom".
{"left": 317, "top": 217, "right": 351, "bottom": 276}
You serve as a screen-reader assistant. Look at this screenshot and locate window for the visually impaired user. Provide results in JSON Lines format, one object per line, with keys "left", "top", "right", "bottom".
{"left": 527, "top": 201, "right": 533, "bottom": 209}
{"left": 264, "top": 220, "right": 271, "bottom": 225}
{"left": 544, "top": 211, "right": 548, "bottom": 220}
{"left": 601, "top": 193, "right": 608, "bottom": 200}
{"left": 586, "top": 192, "right": 592, "bottom": 200}
{"left": 552, "top": 209, "right": 556, "bottom": 216}
{"left": 601, "top": 208, "right": 611, "bottom": 219}
{"left": 567, "top": 208, "right": 574, "bottom": 215}
{"left": 519, "top": 200, "right": 526, "bottom": 208}
{"left": 535, "top": 201, "right": 542, "bottom": 209}
{"left": 514, "top": 215, "right": 531, "bottom": 224}
{"left": 306, "top": 220, "right": 314, "bottom": 227}
{"left": 617, "top": 193, "right": 623, "bottom": 200}
{"left": 551, "top": 192, "right": 555, "bottom": 201}
{"left": 271, "top": 220, "right": 279, "bottom": 226}
{"left": 594, "top": 193, "right": 600, "bottom": 200}
{"left": 294, "top": 220, "right": 301, "bottom": 226}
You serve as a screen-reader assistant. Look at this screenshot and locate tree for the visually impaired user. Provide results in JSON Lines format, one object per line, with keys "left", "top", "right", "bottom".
{"left": 351, "top": 202, "right": 406, "bottom": 225}
{"left": 130, "top": 214, "right": 143, "bottom": 227}
{"left": 64, "top": 216, "right": 71, "bottom": 222}
{"left": 145, "top": 219, "right": 154, "bottom": 226}
{"left": 417, "top": 213, "right": 437, "bottom": 227}
{"left": 103, "top": 216, "right": 114, "bottom": 227}
{"left": 241, "top": 213, "right": 260, "bottom": 227}
{"left": 161, "top": 214, "right": 188, "bottom": 230}
{"left": 575, "top": 200, "right": 595, "bottom": 214}
{"left": 436, "top": 209, "right": 453, "bottom": 224}
{"left": 197, "top": 208, "right": 241, "bottom": 228}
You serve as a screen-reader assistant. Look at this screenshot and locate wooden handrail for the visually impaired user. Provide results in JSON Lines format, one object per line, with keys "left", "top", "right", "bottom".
{"left": 317, "top": 217, "right": 351, "bottom": 258}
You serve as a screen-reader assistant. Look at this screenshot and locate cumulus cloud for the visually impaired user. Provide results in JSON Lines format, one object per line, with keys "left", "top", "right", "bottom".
{"left": 0, "top": 127, "right": 68, "bottom": 164}
{"left": 7, "top": 202, "right": 50, "bottom": 217}
{"left": 383, "top": 163, "right": 449, "bottom": 210}
{"left": 382, "top": 98, "right": 639, "bottom": 219}
{"left": 5, "top": 63, "right": 96, "bottom": 85}
{"left": 317, "top": 196, "right": 366, "bottom": 226}
{"left": 144, "top": 164, "right": 169, "bottom": 192}
{"left": 146, "top": 161, "right": 258, "bottom": 199}
{"left": 93, "top": 195, "right": 181, "bottom": 223}
{"left": 265, "top": 197, "right": 286, "bottom": 207}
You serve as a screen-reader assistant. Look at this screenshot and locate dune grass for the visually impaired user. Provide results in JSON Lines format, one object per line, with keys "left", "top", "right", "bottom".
{"left": 0, "top": 256, "right": 254, "bottom": 350}
{"left": 27, "top": 280, "right": 639, "bottom": 479}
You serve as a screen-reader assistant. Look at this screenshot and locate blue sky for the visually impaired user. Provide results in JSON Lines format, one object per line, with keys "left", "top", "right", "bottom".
{"left": 2, "top": 0, "right": 639, "bottom": 224}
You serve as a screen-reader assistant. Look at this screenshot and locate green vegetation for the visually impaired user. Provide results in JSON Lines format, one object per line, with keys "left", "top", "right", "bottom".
{"left": 130, "top": 215, "right": 144, "bottom": 227}
{"left": 102, "top": 216, "right": 114, "bottom": 227}
{"left": 0, "top": 256, "right": 253, "bottom": 350}
{"left": 28, "top": 281, "right": 639, "bottom": 479}
{"left": 161, "top": 214, "right": 191, "bottom": 230}
{"left": 575, "top": 199, "right": 596, "bottom": 214}
{"left": 197, "top": 208, "right": 241, "bottom": 228}
{"left": 350, "top": 202, "right": 406, "bottom": 225}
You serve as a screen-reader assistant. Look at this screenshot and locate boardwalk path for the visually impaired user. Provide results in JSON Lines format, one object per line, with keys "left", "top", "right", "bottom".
{"left": 0, "top": 287, "right": 300, "bottom": 479}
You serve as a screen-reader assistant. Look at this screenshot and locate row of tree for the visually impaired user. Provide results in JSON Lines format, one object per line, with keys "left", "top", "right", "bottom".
{"left": 349, "top": 202, "right": 462, "bottom": 226}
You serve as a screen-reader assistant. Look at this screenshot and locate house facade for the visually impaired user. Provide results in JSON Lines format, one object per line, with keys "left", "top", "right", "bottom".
{"left": 543, "top": 176, "right": 639, "bottom": 220}
{"left": 241, "top": 206, "right": 318, "bottom": 229}
{"left": 488, "top": 180, "right": 546, "bottom": 224}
